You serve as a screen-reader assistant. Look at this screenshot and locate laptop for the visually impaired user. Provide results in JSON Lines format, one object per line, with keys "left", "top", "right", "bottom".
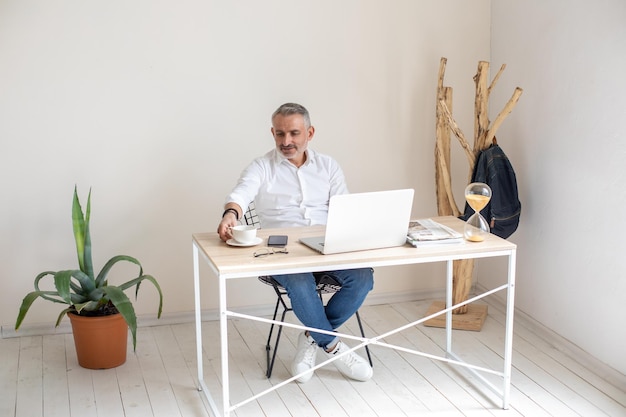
{"left": 299, "top": 188, "right": 414, "bottom": 254}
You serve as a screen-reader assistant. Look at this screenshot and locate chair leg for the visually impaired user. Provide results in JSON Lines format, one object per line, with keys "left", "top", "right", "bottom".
{"left": 266, "top": 289, "right": 292, "bottom": 379}
{"left": 355, "top": 310, "right": 373, "bottom": 367}
{"left": 267, "top": 307, "right": 289, "bottom": 378}
{"left": 265, "top": 296, "right": 282, "bottom": 377}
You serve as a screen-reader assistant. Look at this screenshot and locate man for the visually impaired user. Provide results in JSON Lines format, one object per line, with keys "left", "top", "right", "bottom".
{"left": 217, "top": 103, "right": 374, "bottom": 383}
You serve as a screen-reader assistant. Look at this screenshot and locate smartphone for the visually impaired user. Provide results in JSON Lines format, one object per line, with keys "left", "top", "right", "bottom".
{"left": 267, "top": 235, "right": 288, "bottom": 247}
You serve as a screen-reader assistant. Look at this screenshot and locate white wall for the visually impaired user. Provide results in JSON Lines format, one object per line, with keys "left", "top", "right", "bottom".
{"left": 488, "top": 0, "right": 626, "bottom": 375}
{"left": 0, "top": 2, "right": 490, "bottom": 331}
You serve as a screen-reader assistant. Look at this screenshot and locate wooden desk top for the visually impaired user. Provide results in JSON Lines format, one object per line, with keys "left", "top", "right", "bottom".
{"left": 192, "top": 216, "right": 516, "bottom": 279}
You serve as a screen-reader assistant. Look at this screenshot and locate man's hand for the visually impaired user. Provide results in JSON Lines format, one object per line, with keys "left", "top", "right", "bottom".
{"left": 217, "top": 204, "right": 242, "bottom": 242}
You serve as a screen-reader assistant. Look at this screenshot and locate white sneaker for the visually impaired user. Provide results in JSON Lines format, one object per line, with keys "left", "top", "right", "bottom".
{"left": 291, "top": 332, "right": 317, "bottom": 383}
{"left": 324, "top": 341, "right": 373, "bottom": 381}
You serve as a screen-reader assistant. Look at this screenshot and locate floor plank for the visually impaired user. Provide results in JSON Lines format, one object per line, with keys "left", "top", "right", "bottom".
{"left": 151, "top": 325, "right": 212, "bottom": 417}
{"left": 64, "top": 334, "right": 98, "bottom": 417}
{"left": 135, "top": 329, "right": 184, "bottom": 417}
{"left": 15, "top": 336, "right": 43, "bottom": 417}
{"left": 114, "top": 334, "right": 155, "bottom": 417}
{"left": 42, "top": 335, "right": 70, "bottom": 415}
{"left": 0, "top": 337, "right": 20, "bottom": 417}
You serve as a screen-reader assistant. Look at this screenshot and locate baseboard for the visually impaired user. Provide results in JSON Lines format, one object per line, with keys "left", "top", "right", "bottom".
{"left": 2, "top": 309, "right": 223, "bottom": 339}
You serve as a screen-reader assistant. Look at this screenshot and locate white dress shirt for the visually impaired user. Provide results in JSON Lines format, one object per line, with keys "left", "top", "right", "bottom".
{"left": 226, "top": 148, "right": 348, "bottom": 228}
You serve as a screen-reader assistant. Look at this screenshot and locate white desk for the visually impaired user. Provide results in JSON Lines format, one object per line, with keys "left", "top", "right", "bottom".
{"left": 192, "top": 216, "right": 517, "bottom": 417}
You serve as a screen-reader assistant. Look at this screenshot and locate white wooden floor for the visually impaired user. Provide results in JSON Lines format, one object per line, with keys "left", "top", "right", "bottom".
{"left": 1, "top": 297, "right": 625, "bottom": 417}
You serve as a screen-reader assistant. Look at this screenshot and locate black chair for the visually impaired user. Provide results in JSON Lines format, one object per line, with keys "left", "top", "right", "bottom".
{"left": 243, "top": 204, "right": 372, "bottom": 378}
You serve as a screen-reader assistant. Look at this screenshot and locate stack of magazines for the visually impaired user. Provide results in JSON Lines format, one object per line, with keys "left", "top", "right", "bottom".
{"left": 406, "top": 218, "right": 464, "bottom": 247}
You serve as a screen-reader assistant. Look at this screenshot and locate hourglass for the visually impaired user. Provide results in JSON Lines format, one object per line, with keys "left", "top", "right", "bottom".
{"left": 464, "top": 182, "right": 492, "bottom": 242}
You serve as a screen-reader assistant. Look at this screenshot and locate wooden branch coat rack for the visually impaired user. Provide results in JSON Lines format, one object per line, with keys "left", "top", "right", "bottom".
{"left": 427, "top": 57, "right": 522, "bottom": 331}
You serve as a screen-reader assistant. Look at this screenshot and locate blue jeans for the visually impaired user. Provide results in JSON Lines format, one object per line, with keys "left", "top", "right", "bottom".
{"left": 272, "top": 268, "right": 374, "bottom": 350}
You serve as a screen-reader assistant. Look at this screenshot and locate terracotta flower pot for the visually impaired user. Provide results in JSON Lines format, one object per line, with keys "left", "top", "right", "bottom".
{"left": 68, "top": 312, "right": 128, "bottom": 369}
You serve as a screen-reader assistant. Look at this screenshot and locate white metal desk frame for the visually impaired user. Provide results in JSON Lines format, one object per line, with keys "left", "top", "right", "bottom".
{"left": 192, "top": 219, "right": 517, "bottom": 417}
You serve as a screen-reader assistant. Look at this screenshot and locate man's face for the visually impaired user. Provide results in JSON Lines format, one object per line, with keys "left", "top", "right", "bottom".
{"left": 271, "top": 114, "right": 314, "bottom": 166}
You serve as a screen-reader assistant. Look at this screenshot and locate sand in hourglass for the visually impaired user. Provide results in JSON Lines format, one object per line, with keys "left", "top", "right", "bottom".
{"left": 465, "top": 194, "right": 490, "bottom": 242}
{"left": 466, "top": 194, "right": 489, "bottom": 212}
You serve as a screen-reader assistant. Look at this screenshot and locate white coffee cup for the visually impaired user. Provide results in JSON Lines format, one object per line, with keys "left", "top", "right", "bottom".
{"left": 230, "top": 225, "right": 257, "bottom": 244}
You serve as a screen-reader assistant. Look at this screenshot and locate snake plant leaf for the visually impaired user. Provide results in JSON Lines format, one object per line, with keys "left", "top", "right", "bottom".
{"left": 33, "top": 271, "right": 65, "bottom": 304}
{"left": 73, "top": 300, "right": 102, "bottom": 314}
{"left": 83, "top": 190, "right": 94, "bottom": 279}
{"left": 55, "top": 307, "right": 74, "bottom": 327}
{"left": 95, "top": 255, "right": 142, "bottom": 287}
{"left": 60, "top": 269, "right": 97, "bottom": 298}
{"left": 34, "top": 271, "right": 56, "bottom": 290}
{"left": 87, "top": 288, "right": 105, "bottom": 302}
{"left": 72, "top": 186, "right": 94, "bottom": 279}
{"left": 53, "top": 270, "right": 75, "bottom": 305}
{"left": 102, "top": 286, "right": 138, "bottom": 349}
{"left": 118, "top": 274, "right": 163, "bottom": 319}
{"left": 69, "top": 293, "right": 89, "bottom": 305}
{"left": 69, "top": 280, "right": 82, "bottom": 294}
{"left": 15, "top": 290, "right": 64, "bottom": 330}
{"left": 72, "top": 186, "right": 86, "bottom": 273}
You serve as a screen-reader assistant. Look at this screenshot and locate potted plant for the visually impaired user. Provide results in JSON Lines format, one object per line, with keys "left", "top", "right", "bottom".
{"left": 15, "top": 186, "right": 163, "bottom": 369}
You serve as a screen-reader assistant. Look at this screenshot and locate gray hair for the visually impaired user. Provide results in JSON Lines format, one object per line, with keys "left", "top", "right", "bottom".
{"left": 272, "top": 103, "right": 311, "bottom": 128}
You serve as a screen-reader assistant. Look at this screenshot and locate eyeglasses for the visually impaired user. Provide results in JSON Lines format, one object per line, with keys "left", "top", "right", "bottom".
{"left": 253, "top": 248, "right": 289, "bottom": 258}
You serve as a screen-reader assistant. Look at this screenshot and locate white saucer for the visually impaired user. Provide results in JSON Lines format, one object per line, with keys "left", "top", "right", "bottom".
{"left": 226, "top": 237, "right": 263, "bottom": 247}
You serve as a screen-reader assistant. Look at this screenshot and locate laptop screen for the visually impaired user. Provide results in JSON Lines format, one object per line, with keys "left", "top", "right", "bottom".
{"left": 301, "top": 188, "right": 414, "bottom": 254}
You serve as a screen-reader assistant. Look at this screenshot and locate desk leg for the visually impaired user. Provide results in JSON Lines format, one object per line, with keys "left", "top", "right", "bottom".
{"left": 502, "top": 250, "right": 517, "bottom": 409}
{"left": 193, "top": 243, "right": 220, "bottom": 416}
{"left": 445, "top": 259, "right": 453, "bottom": 353}
{"left": 193, "top": 244, "right": 204, "bottom": 389}
{"left": 219, "top": 269, "right": 230, "bottom": 416}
